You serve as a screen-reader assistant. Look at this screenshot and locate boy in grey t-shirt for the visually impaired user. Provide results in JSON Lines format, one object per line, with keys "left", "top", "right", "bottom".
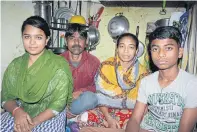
{"left": 126, "top": 26, "right": 197, "bottom": 132}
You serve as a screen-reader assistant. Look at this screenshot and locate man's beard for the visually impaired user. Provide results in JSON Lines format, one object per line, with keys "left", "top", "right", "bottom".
{"left": 69, "top": 44, "right": 84, "bottom": 55}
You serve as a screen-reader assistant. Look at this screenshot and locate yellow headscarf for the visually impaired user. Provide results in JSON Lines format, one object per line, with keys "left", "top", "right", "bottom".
{"left": 96, "top": 55, "right": 149, "bottom": 101}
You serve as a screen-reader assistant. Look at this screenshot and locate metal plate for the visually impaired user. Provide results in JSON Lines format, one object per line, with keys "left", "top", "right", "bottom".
{"left": 54, "top": 7, "right": 75, "bottom": 21}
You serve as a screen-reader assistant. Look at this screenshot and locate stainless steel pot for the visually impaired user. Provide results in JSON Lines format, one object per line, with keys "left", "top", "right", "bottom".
{"left": 87, "top": 26, "right": 100, "bottom": 51}
{"left": 137, "top": 42, "right": 145, "bottom": 58}
{"left": 155, "top": 18, "right": 169, "bottom": 27}
{"left": 108, "top": 13, "right": 129, "bottom": 39}
{"left": 136, "top": 26, "right": 144, "bottom": 58}
{"left": 34, "top": 1, "right": 51, "bottom": 25}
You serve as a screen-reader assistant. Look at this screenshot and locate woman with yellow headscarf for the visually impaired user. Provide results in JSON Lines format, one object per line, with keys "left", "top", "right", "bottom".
{"left": 78, "top": 33, "right": 149, "bottom": 130}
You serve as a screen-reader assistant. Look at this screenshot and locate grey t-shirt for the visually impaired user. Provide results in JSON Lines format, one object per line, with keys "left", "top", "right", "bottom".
{"left": 137, "top": 69, "right": 197, "bottom": 132}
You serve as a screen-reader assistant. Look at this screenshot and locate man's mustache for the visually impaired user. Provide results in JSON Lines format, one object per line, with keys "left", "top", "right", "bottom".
{"left": 72, "top": 45, "right": 81, "bottom": 49}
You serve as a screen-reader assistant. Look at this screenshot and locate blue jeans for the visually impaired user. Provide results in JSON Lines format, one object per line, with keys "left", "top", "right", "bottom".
{"left": 70, "top": 91, "right": 98, "bottom": 115}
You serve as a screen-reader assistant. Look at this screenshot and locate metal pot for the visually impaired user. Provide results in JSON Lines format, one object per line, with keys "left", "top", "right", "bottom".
{"left": 136, "top": 26, "right": 144, "bottom": 58}
{"left": 137, "top": 42, "right": 145, "bottom": 58}
{"left": 34, "top": 1, "right": 52, "bottom": 25}
{"left": 87, "top": 26, "right": 100, "bottom": 51}
{"left": 108, "top": 13, "right": 129, "bottom": 39}
{"left": 155, "top": 18, "right": 169, "bottom": 27}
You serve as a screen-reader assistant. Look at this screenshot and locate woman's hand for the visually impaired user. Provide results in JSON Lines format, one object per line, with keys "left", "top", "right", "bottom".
{"left": 105, "top": 115, "right": 120, "bottom": 129}
{"left": 28, "top": 118, "right": 40, "bottom": 131}
{"left": 13, "top": 108, "right": 34, "bottom": 132}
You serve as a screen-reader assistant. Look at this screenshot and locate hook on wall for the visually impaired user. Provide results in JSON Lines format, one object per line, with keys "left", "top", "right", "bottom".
{"left": 159, "top": 0, "right": 166, "bottom": 15}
